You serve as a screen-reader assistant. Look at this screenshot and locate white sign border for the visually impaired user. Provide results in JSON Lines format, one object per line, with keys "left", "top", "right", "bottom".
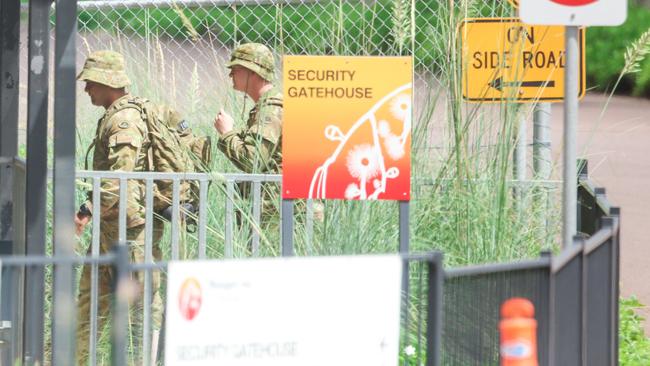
{"left": 165, "top": 255, "right": 404, "bottom": 366}
{"left": 520, "top": 0, "right": 627, "bottom": 26}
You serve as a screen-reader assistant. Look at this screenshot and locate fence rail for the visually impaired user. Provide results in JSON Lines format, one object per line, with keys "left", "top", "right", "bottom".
{"left": 77, "top": 169, "right": 287, "bottom": 259}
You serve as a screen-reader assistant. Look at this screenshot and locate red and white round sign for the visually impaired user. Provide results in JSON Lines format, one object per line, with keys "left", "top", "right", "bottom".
{"left": 178, "top": 278, "right": 202, "bottom": 321}
{"left": 520, "top": 0, "right": 626, "bottom": 26}
{"left": 550, "top": 0, "right": 598, "bottom": 5}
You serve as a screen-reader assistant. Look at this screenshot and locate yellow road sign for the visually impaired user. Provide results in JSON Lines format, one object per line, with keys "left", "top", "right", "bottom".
{"left": 459, "top": 18, "right": 585, "bottom": 103}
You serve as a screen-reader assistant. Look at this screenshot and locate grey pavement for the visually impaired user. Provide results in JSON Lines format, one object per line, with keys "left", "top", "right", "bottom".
{"left": 550, "top": 93, "right": 650, "bottom": 334}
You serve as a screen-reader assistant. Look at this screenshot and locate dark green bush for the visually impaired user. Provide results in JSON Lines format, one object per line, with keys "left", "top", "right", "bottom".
{"left": 586, "top": 3, "right": 650, "bottom": 96}
{"left": 77, "top": 1, "right": 448, "bottom": 68}
{"left": 77, "top": 2, "right": 650, "bottom": 96}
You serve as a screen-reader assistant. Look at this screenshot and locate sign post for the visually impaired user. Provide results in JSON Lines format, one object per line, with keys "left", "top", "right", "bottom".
{"left": 520, "top": 0, "right": 627, "bottom": 248}
{"left": 562, "top": 25, "right": 580, "bottom": 249}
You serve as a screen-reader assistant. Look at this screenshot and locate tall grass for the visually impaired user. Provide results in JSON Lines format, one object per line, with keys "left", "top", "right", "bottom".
{"left": 61, "top": 0, "right": 565, "bottom": 363}
{"left": 73, "top": 0, "right": 557, "bottom": 266}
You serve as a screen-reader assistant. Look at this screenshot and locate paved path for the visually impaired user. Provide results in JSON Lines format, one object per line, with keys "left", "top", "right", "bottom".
{"left": 550, "top": 93, "right": 650, "bottom": 333}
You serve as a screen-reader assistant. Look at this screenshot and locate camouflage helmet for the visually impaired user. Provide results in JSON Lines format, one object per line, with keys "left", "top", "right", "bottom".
{"left": 226, "top": 43, "right": 275, "bottom": 81}
{"left": 76, "top": 50, "right": 131, "bottom": 88}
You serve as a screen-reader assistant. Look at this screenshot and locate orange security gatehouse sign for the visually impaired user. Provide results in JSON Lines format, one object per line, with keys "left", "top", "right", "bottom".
{"left": 283, "top": 56, "right": 412, "bottom": 201}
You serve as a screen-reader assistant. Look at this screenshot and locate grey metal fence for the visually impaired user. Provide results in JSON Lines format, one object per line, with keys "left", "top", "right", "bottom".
{"left": 442, "top": 258, "right": 552, "bottom": 365}
{"left": 0, "top": 157, "right": 25, "bottom": 366}
{"left": 0, "top": 246, "right": 444, "bottom": 366}
{"left": 440, "top": 166, "right": 621, "bottom": 366}
{"left": 76, "top": 170, "right": 290, "bottom": 259}
{"left": 75, "top": 171, "right": 560, "bottom": 261}
{"left": 76, "top": 170, "right": 286, "bottom": 365}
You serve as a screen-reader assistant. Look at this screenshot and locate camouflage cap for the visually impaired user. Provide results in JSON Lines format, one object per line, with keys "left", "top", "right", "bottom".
{"left": 77, "top": 50, "right": 131, "bottom": 88}
{"left": 226, "top": 43, "right": 275, "bottom": 81}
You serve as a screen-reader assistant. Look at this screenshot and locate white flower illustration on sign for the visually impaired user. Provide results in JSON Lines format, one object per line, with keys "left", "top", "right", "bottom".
{"left": 344, "top": 144, "right": 381, "bottom": 199}
{"left": 346, "top": 144, "right": 380, "bottom": 180}
{"left": 309, "top": 83, "right": 412, "bottom": 200}
{"left": 378, "top": 120, "right": 391, "bottom": 137}
{"left": 378, "top": 109, "right": 406, "bottom": 160}
{"left": 345, "top": 183, "right": 362, "bottom": 200}
{"left": 384, "top": 134, "right": 405, "bottom": 160}
{"left": 390, "top": 94, "right": 411, "bottom": 121}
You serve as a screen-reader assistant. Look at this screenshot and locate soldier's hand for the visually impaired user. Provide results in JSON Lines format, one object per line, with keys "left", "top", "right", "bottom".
{"left": 74, "top": 213, "right": 91, "bottom": 235}
{"left": 214, "top": 108, "right": 234, "bottom": 135}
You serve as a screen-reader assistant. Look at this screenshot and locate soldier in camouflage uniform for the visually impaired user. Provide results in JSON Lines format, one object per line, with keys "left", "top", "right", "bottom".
{"left": 73, "top": 50, "right": 164, "bottom": 364}
{"left": 214, "top": 43, "right": 283, "bottom": 225}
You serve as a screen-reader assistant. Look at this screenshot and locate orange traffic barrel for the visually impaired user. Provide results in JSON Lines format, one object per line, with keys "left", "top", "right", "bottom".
{"left": 499, "top": 297, "right": 539, "bottom": 366}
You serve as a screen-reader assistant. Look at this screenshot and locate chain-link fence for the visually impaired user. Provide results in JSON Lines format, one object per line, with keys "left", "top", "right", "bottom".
{"left": 66, "top": 0, "right": 513, "bottom": 108}
{"left": 12, "top": 0, "right": 562, "bottom": 269}
{"left": 18, "top": 0, "right": 519, "bottom": 138}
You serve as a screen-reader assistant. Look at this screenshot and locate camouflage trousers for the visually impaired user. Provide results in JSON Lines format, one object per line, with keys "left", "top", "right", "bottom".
{"left": 76, "top": 218, "right": 164, "bottom": 365}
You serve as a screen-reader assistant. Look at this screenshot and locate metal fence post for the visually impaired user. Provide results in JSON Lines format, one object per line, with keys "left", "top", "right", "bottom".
{"left": 0, "top": 0, "right": 20, "bottom": 159}
{"left": 533, "top": 103, "right": 551, "bottom": 180}
{"left": 576, "top": 159, "right": 588, "bottom": 234}
{"left": 514, "top": 113, "right": 527, "bottom": 208}
{"left": 0, "top": 0, "right": 20, "bottom": 290}
{"left": 425, "top": 252, "right": 443, "bottom": 366}
{"left": 551, "top": 236, "right": 584, "bottom": 366}
{"left": 610, "top": 207, "right": 621, "bottom": 365}
{"left": 281, "top": 199, "right": 294, "bottom": 256}
{"left": 51, "top": 0, "right": 78, "bottom": 364}
{"left": 111, "top": 244, "right": 130, "bottom": 366}
{"left": 0, "top": 162, "right": 14, "bottom": 366}
{"left": 0, "top": 319, "right": 10, "bottom": 365}
{"left": 584, "top": 216, "right": 617, "bottom": 366}
{"left": 10, "top": 158, "right": 25, "bottom": 364}
{"left": 562, "top": 26, "right": 580, "bottom": 249}
{"left": 399, "top": 200, "right": 410, "bottom": 358}
{"left": 533, "top": 103, "right": 551, "bottom": 240}
{"left": 24, "top": 0, "right": 51, "bottom": 363}
{"left": 399, "top": 201, "right": 410, "bottom": 255}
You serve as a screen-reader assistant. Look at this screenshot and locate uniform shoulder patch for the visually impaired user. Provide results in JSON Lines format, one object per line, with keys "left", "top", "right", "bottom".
{"left": 118, "top": 121, "right": 130, "bottom": 129}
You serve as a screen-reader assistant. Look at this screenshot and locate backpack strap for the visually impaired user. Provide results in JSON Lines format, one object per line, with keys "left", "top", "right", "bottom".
{"left": 83, "top": 138, "right": 97, "bottom": 171}
{"left": 130, "top": 98, "right": 157, "bottom": 172}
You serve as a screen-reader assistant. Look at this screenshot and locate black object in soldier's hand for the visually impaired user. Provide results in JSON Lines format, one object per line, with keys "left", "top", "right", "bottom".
{"left": 78, "top": 203, "right": 92, "bottom": 217}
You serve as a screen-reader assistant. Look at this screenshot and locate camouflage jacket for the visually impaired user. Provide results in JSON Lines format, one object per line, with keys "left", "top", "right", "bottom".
{"left": 217, "top": 88, "right": 283, "bottom": 174}
{"left": 85, "top": 94, "right": 149, "bottom": 227}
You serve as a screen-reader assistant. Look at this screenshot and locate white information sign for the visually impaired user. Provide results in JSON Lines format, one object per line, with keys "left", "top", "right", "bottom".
{"left": 520, "top": 0, "right": 627, "bottom": 26}
{"left": 165, "top": 255, "right": 403, "bottom": 366}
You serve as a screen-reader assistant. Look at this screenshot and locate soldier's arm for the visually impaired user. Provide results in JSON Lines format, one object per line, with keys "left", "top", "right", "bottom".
{"left": 85, "top": 110, "right": 145, "bottom": 217}
{"left": 217, "top": 104, "right": 282, "bottom": 173}
{"left": 216, "top": 132, "right": 276, "bottom": 173}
